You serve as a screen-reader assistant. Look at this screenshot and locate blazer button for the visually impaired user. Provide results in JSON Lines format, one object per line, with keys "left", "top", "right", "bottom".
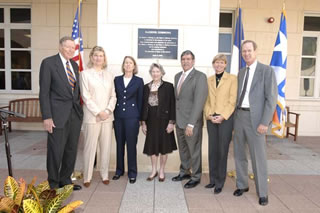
{"left": 123, "top": 108, "right": 126, "bottom": 111}
{"left": 124, "top": 90, "right": 126, "bottom": 93}
{"left": 132, "top": 104, "right": 135, "bottom": 106}
{"left": 123, "top": 102, "right": 126, "bottom": 105}
{"left": 124, "top": 96, "right": 126, "bottom": 99}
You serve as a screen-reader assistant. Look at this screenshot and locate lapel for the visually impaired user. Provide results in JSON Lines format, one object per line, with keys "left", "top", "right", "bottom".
{"left": 55, "top": 54, "right": 73, "bottom": 95}
{"left": 117, "top": 75, "right": 125, "bottom": 90}
{"left": 179, "top": 68, "right": 195, "bottom": 96}
{"left": 238, "top": 67, "right": 246, "bottom": 96}
{"left": 217, "top": 72, "right": 227, "bottom": 89}
{"left": 126, "top": 75, "right": 137, "bottom": 89}
{"left": 175, "top": 72, "right": 182, "bottom": 96}
{"left": 249, "top": 62, "right": 261, "bottom": 93}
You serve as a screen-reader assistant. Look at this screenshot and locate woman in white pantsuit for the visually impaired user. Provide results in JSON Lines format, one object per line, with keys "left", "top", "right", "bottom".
{"left": 80, "top": 46, "right": 117, "bottom": 187}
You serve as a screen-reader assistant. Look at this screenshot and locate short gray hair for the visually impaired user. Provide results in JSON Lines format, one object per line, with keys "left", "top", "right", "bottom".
{"left": 59, "top": 36, "right": 74, "bottom": 45}
{"left": 181, "top": 50, "right": 195, "bottom": 60}
{"left": 149, "top": 63, "right": 165, "bottom": 76}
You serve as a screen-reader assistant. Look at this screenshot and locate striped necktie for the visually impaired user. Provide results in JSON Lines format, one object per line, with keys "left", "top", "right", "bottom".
{"left": 66, "top": 61, "right": 75, "bottom": 91}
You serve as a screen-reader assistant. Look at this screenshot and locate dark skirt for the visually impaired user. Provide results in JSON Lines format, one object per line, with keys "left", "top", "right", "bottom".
{"left": 143, "top": 106, "right": 177, "bottom": 156}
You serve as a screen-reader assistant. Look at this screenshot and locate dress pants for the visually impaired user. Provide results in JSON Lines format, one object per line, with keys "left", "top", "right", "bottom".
{"left": 233, "top": 110, "right": 268, "bottom": 197}
{"left": 176, "top": 124, "right": 203, "bottom": 181}
{"left": 47, "top": 108, "right": 82, "bottom": 189}
{"left": 207, "top": 114, "right": 233, "bottom": 188}
{"left": 114, "top": 118, "right": 140, "bottom": 179}
{"left": 83, "top": 122, "right": 112, "bottom": 183}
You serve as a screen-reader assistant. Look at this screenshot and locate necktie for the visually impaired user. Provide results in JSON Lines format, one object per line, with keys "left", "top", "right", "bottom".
{"left": 238, "top": 67, "right": 250, "bottom": 107}
{"left": 177, "top": 72, "right": 186, "bottom": 95}
{"left": 66, "top": 61, "right": 76, "bottom": 91}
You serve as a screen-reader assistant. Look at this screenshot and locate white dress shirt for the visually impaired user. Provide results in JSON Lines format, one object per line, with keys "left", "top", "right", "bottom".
{"left": 240, "top": 60, "right": 257, "bottom": 108}
{"left": 123, "top": 76, "right": 132, "bottom": 88}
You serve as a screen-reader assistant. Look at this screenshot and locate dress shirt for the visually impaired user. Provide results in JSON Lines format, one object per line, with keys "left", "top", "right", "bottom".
{"left": 59, "top": 53, "right": 77, "bottom": 81}
{"left": 240, "top": 60, "right": 257, "bottom": 108}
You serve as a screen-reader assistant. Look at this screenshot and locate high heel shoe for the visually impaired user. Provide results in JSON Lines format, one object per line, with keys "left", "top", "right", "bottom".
{"left": 146, "top": 172, "right": 158, "bottom": 181}
{"left": 159, "top": 175, "right": 165, "bottom": 182}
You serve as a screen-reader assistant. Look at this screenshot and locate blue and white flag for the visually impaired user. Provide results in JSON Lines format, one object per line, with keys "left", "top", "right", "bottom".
{"left": 230, "top": 7, "right": 245, "bottom": 76}
{"left": 271, "top": 9, "right": 287, "bottom": 138}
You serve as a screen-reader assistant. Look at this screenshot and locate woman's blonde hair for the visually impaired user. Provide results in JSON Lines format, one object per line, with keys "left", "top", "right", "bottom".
{"left": 212, "top": 54, "right": 228, "bottom": 65}
{"left": 87, "top": 46, "right": 108, "bottom": 69}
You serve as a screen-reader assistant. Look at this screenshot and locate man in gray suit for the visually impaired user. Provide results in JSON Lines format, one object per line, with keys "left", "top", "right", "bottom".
{"left": 172, "top": 50, "right": 208, "bottom": 189}
{"left": 233, "top": 40, "right": 277, "bottom": 205}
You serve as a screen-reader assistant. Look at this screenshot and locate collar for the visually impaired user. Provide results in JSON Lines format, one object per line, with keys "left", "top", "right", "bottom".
{"left": 247, "top": 60, "right": 258, "bottom": 71}
{"left": 59, "top": 53, "right": 69, "bottom": 65}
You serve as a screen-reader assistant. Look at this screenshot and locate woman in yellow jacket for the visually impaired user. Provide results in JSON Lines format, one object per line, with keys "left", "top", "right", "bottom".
{"left": 80, "top": 46, "right": 117, "bottom": 187}
{"left": 204, "top": 54, "right": 237, "bottom": 194}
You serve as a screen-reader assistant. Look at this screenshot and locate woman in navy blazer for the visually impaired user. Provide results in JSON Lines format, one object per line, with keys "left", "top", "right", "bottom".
{"left": 113, "top": 56, "right": 144, "bottom": 184}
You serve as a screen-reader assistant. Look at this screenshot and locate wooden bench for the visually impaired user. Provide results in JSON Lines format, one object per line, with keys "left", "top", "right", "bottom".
{"left": 0, "top": 98, "right": 42, "bottom": 135}
{"left": 285, "top": 106, "right": 300, "bottom": 141}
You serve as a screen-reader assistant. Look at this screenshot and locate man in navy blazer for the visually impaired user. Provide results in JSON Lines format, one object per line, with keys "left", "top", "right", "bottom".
{"left": 39, "top": 36, "right": 83, "bottom": 190}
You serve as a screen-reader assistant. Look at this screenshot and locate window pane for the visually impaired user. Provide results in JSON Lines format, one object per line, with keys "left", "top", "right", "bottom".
{"left": 11, "top": 29, "right": 31, "bottom": 48}
{"left": 304, "top": 16, "right": 320, "bottom": 31}
{"left": 0, "top": 71, "right": 4, "bottom": 89}
{"left": 302, "top": 37, "right": 317, "bottom": 56}
{"left": 10, "top": 8, "right": 31, "bottom": 23}
{"left": 219, "top": 13, "right": 233, "bottom": 28}
{"left": 11, "top": 51, "right": 31, "bottom": 69}
{"left": 0, "top": 50, "right": 4, "bottom": 69}
{"left": 301, "top": 58, "right": 316, "bottom": 76}
{"left": 300, "top": 78, "right": 314, "bottom": 97}
{"left": 0, "top": 8, "right": 3, "bottom": 23}
{"left": 219, "top": 33, "right": 232, "bottom": 53}
{"left": 0, "top": 29, "right": 3, "bottom": 48}
{"left": 11, "top": 71, "right": 31, "bottom": 90}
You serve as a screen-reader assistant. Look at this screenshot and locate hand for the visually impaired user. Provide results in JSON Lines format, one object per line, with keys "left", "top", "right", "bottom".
{"left": 185, "top": 126, "right": 193, "bottom": 137}
{"left": 257, "top": 124, "right": 268, "bottom": 134}
{"left": 166, "top": 123, "right": 174, "bottom": 134}
{"left": 98, "top": 111, "right": 109, "bottom": 121}
{"left": 43, "top": 118, "right": 55, "bottom": 134}
{"left": 142, "top": 123, "right": 147, "bottom": 135}
{"left": 212, "top": 115, "right": 224, "bottom": 124}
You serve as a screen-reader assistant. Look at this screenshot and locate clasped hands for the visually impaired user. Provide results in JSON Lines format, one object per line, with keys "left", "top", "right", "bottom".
{"left": 142, "top": 122, "right": 174, "bottom": 135}
{"left": 96, "top": 111, "right": 110, "bottom": 122}
{"left": 209, "top": 115, "right": 225, "bottom": 124}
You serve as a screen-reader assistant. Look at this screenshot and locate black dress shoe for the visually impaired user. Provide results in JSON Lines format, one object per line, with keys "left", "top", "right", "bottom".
{"left": 73, "top": 184, "right": 82, "bottom": 191}
{"left": 112, "top": 175, "right": 121, "bottom": 180}
{"left": 184, "top": 180, "right": 200, "bottom": 189}
{"left": 172, "top": 174, "right": 191, "bottom": 182}
{"left": 205, "top": 183, "right": 215, "bottom": 189}
{"left": 214, "top": 187, "right": 222, "bottom": 194}
{"left": 129, "top": 178, "right": 136, "bottom": 184}
{"left": 233, "top": 188, "right": 249, "bottom": 196}
{"left": 259, "top": 196, "right": 268, "bottom": 206}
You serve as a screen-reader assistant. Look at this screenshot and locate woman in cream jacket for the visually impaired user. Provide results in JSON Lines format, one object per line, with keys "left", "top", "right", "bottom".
{"left": 80, "top": 46, "right": 117, "bottom": 187}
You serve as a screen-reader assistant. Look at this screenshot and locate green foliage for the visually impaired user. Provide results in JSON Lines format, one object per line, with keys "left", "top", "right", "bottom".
{"left": 0, "top": 176, "right": 82, "bottom": 213}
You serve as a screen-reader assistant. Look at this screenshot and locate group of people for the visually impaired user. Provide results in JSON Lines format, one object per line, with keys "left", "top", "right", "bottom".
{"left": 39, "top": 36, "right": 277, "bottom": 206}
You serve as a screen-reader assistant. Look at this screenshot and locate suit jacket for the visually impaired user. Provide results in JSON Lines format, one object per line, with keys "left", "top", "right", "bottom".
{"left": 174, "top": 68, "right": 208, "bottom": 129}
{"left": 114, "top": 75, "right": 144, "bottom": 119}
{"left": 39, "top": 54, "right": 83, "bottom": 128}
{"left": 80, "top": 68, "right": 117, "bottom": 124}
{"left": 237, "top": 62, "right": 277, "bottom": 131}
{"left": 204, "top": 72, "right": 237, "bottom": 120}
{"left": 141, "top": 81, "right": 175, "bottom": 121}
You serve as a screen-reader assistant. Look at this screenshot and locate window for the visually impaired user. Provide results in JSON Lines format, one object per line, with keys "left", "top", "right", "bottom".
{"left": 0, "top": 6, "right": 31, "bottom": 92}
{"left": 300, "top": 15, "right": 320, "bottom": 97}
{"left": 218, "top": 11, "right": 234, "bottom": 73}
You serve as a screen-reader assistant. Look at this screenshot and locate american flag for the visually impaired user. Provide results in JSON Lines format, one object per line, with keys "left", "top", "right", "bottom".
{"left": 71, "top": 0, "right": 84, "bottom": 71}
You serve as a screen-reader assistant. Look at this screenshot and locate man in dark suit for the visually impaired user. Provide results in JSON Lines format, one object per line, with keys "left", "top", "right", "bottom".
{"left": 39, "top": 36, "right": 83, "bottom": 190}
{"left": 172, "top": 50, "right": 208, "bottom": 188}
{"left": 233, "top": 40, "right": 277, "bottom": 205}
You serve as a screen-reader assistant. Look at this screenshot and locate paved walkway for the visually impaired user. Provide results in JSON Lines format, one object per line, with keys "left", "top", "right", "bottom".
{"left": 0, "top": 131, "right": 320, "bottom": 212}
